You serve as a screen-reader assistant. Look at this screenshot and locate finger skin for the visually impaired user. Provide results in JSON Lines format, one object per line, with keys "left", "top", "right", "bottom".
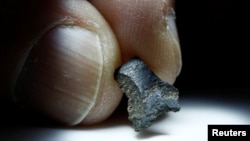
{"left": 90, "top": 0, "right": 182, "bottom": 84}
{"left": 1, "top": 0, "right": 182, "bottom": 126}
{"left": 4, "top": 0, "right": 122, "bottom": 125}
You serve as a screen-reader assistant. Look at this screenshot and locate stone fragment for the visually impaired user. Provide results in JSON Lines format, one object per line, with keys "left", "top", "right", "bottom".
{"left": 115, "top": 57, "right": 180, "bottom": 132}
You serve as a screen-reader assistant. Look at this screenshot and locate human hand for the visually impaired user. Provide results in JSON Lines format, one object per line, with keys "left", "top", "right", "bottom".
{"left": 0, "top": 0, "right": 181, "bottom": 126}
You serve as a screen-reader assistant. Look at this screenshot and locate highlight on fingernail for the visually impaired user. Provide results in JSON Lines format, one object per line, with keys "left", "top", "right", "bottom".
{"left": 13, "top": 26, "right": 103, "bottom": 125}
{"left": 166, "top": 8, "right": 179, "bottom": 42}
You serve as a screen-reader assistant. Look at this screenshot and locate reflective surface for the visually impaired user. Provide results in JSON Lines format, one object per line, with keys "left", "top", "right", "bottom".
{"left": 0, "top": 90, "right": 249, "bottom": 141}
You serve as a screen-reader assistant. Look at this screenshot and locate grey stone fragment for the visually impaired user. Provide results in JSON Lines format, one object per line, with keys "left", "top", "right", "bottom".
{"left": 115, "top": 57, "right": 180, "bottom": 132}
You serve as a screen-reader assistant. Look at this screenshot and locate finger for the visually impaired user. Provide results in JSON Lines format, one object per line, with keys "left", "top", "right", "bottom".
{"left": 7, "top": 0, "right": 122, "bottom": 125}
{"left": 90, "top": 0, "right": 182, "bottom": 84}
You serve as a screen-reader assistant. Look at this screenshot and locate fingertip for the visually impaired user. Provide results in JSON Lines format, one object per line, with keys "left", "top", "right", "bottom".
{"left": 12, "top": 0, "right": 122, "bottom": 125}
{"left": 90, "top": 0, "right": 181, "bottom": 83}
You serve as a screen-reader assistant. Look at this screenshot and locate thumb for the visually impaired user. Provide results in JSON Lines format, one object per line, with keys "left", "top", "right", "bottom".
{"left": 10, "top": 0, "right": 122, "bottom": 125}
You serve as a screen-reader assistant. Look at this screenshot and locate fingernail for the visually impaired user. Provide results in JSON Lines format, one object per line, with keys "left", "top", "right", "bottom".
{"left": 14, "top": 26, "right": 103, "bottom": 125}
{"left": 166, "top": 8, "right": 179, "bottom": 41}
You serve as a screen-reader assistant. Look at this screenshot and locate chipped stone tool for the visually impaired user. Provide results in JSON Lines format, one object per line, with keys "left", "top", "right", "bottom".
{"left": 115, "top": 57, "right": 180, "bottom": 132}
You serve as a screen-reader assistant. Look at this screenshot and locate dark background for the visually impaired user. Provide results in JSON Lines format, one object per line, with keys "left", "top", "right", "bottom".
{"left": 174, "top": 0, "right": 249, "bottom": 93}
{"left": 0, "top": 1, "right": 249, "bottom": 138}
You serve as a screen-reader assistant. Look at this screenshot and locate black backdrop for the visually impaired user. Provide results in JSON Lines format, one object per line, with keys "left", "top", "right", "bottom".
{"left": 174, "top": 0, "right": 249, "bottom": 92}
{"left": 0, "top": 0, "right": 249, "bottom": 128}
